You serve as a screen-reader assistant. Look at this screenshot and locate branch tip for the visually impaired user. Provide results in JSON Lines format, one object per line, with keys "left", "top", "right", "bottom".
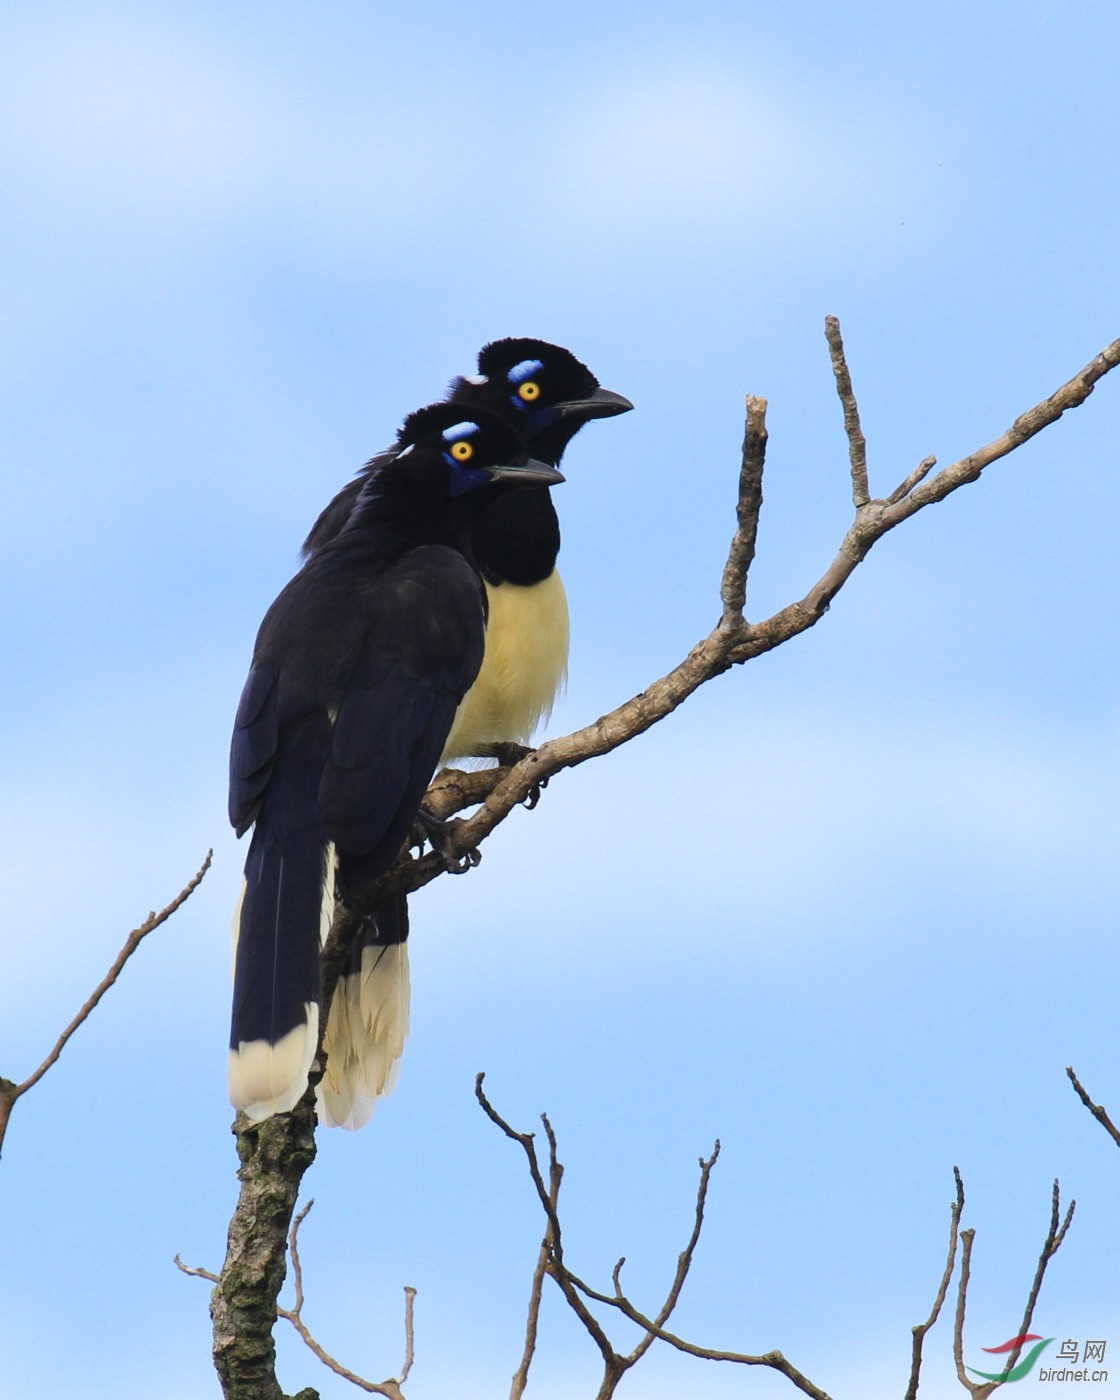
{"left": 1066, "top": 1065, "right": 1120, "bottom": 1148}
{"left": 824, "top": 315, "right": 870, "bottom": 507}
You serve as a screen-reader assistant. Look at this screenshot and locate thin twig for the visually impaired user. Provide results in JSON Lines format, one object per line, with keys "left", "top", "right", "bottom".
{"left": 619, "top": 1142, "right": 721, "bottom": 1367}
{"left": 906, "top": 1167, "right": 965, "bottom": 1400}
{"left": 952, "top": 1228, "right": 976, "bottom": 1391}
{"left": 975, "top": 1182, "right": 1076, "bottom": 1395}
{"left": 476, "top": 1076, "right": 625, "bottom": 1393}
{"left": 825, "top": 317, "right": 870, "bottom": 507}
{"left": 181, "top": 1204, "right": 415, "bottom": 1400}
{"left": 475, "top": 1075, "right": 563, "bottom": 1248}
{"left": 0, "top": 851, "right": 212, "bottom": 1158}
{"left": 1010, "top": 1182, "right": 1074, "bottom": 1365}
{"left": 720, "top": 395, "right": 768, "bottom": 623}
{"left": 510, "top": 1238, "right": 550, "bottom": 1400}
{"left": 887, "top": 455, "right": 937, "bottom": 505}
{"left": 565, "top": 1261, "right": 834, "bottom": 1400}
{"left": 478, "top": 1077, "right": 833, "bottom": 1400}
{"left": 287, "top": 1199, "right": 315, "bottom": 1314}
{"left": 174, "top": 1255, "right": 220, "bottom": 1284}
{"left": 953, "top": 1180, "right": 1075, "bottom": 1397}
{"left": 399, "top": 1288, "right": 417, "bottom": 1386}
{"left": 281, "top": 1200, "right": 413, "bottom": 1399}
{"left": 1066, "top": 1065, "right": 1120, "bottom": 1148}
{"left": 534, "top": 1114, "right": 621, "bottom": 1383}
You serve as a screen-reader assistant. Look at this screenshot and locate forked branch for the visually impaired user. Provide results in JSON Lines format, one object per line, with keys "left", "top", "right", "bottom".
{"left": 477, "top": 1074, "right": 833, "bottom": 1400}
{"left": 953, "top": 1181, "right": 1075, "bottom": 1397}
{"left": 905, "top": 1166, "right": 965, "bottom": 1400}
{"left": 179, "top": 1200, "right": 415, "bottom": 1400}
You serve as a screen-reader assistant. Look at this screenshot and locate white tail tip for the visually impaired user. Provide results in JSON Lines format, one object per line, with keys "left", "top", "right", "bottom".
{"left": 228, "top": 1004, "right": 320, "bottom": 1121}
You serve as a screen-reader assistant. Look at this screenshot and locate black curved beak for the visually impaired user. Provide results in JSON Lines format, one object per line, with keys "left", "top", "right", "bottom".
{"left": 487, "top": 457, "right": 566, "bottom": 487}
{"left": 555, "top": 386, "right": 634, "bottom": 421}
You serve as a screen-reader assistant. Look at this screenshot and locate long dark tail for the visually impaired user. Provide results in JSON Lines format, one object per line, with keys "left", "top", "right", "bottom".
{"left": 228, "top": 736, "right": 332, "bottom": 1121}
{"left": 316, "top": 891, "right": 410, "bottom": 1130}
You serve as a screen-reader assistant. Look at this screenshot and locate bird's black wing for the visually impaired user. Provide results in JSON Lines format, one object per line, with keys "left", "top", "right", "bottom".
{"left": 319, "top": 543, "right": 487, "bottom": 886}
{"left": 229, "top": 662, "right": 281, "bottom": 836}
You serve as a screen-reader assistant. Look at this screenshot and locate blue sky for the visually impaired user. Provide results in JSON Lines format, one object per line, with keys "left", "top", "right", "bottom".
{"left": 1, "top": 2, "right": 1118, "bottom": 1397}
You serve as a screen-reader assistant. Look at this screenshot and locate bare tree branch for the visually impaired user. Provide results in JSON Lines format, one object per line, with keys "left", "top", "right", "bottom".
{"left": 1009, "top": 1182, "right": 1075, "bottom": 1363}
{"left": 175, "top": 1255, "right": 221, "bottom": 1285}
{"left": 953, "top": 1181, "right": 1075, "bottom": 1398}
{"left": 509, "top": 1237, "right": 549, "bottom": 1400}
{"left": 563, "top": 1296, "right": 837, "bottom": 1400}
{"left": 616, "top": 1141, "right": 721, "bottom": 1369}
{"left": 211, "top": 1091, "right": 321, "bottom": 1400}
{"left": 371, "top": 329, "right": 1120, "bottom": 894}
{"left": 887, "top": 455, "right": 937, "bottom": 506}
{"left": 1066, "top": 1065, "right": 1120, "bottom": 1149}
{"left": 182, "top": 1202, "right": 416, "bottom": 1400}
{"left": 475, "top": 1076, "right": 623, "bottom": 1388}
{"left": 824, "top": 316, "right": 870, "bottom": 506}
{"left": 906, "top": 1166, "right": 965, "bottom": 1400}
{"left": 952, "top": 1228, "right": 976, "bottom": 1392}
{"left": 720, "top": 394, "right": 768, "bottom": 623}
{"left": 478, "top": 1076, "right": 833, "bottom": 1400}
{"left": 278, "top": 1202, "right": 414, "bottom": 1399}
{"left": 0, "top": 851, "right": 212, "bottom": 1158}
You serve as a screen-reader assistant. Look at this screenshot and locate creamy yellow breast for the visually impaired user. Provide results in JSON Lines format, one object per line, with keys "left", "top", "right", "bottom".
{"left": 441, "top": 569, "right": 569, "bottom": 762}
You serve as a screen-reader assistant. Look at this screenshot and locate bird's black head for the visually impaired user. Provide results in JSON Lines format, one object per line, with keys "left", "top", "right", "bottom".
{"left": 343, "top": 403, "right": 560, "bottom": 548}
{"left": 395, "top": 401, "right": 563, "bottom": 496}
{"left": 448, "top": 337, "right": 633, "bottom": 465}
{"left": 345, "top": 402, "right": 563, "bottom": 547}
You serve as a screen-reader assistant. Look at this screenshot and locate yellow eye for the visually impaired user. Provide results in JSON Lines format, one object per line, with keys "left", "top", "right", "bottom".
{"left": 518, "top": 381, "right": 541, "bottom": 403}
{"left": 449, "top": 440, "right": 474, "bottom": 462}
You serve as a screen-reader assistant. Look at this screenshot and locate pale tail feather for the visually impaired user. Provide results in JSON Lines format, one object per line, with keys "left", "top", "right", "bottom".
{"left": 316, "top": 943, "right": 410, "bottom": 1130}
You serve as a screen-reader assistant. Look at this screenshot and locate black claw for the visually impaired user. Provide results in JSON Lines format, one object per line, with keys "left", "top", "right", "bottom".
{"left": 414, "top": 804, "right": 481, "bottom": 873}
{"left": 521, "top": 771, "right": 550, "bottom": 810}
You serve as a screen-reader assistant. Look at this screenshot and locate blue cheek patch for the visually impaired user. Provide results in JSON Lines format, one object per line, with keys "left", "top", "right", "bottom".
{"left": 509, "top": 399, "right": 559, "bottom": 431}
{"left": 443, "top": 452, "right": 490, "bottom": 496}
{"left": 441, "top": 422, "right": 487, "bottom": 492}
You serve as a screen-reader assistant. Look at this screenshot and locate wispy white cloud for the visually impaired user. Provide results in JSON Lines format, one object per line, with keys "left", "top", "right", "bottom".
{"left": 538, "top": 64, "right": 889, "bottom": 245}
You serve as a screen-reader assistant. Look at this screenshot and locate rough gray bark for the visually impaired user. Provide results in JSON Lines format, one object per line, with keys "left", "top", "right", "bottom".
{"left": 211, "top": 1095, "right": 320, "bottom": 1400}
